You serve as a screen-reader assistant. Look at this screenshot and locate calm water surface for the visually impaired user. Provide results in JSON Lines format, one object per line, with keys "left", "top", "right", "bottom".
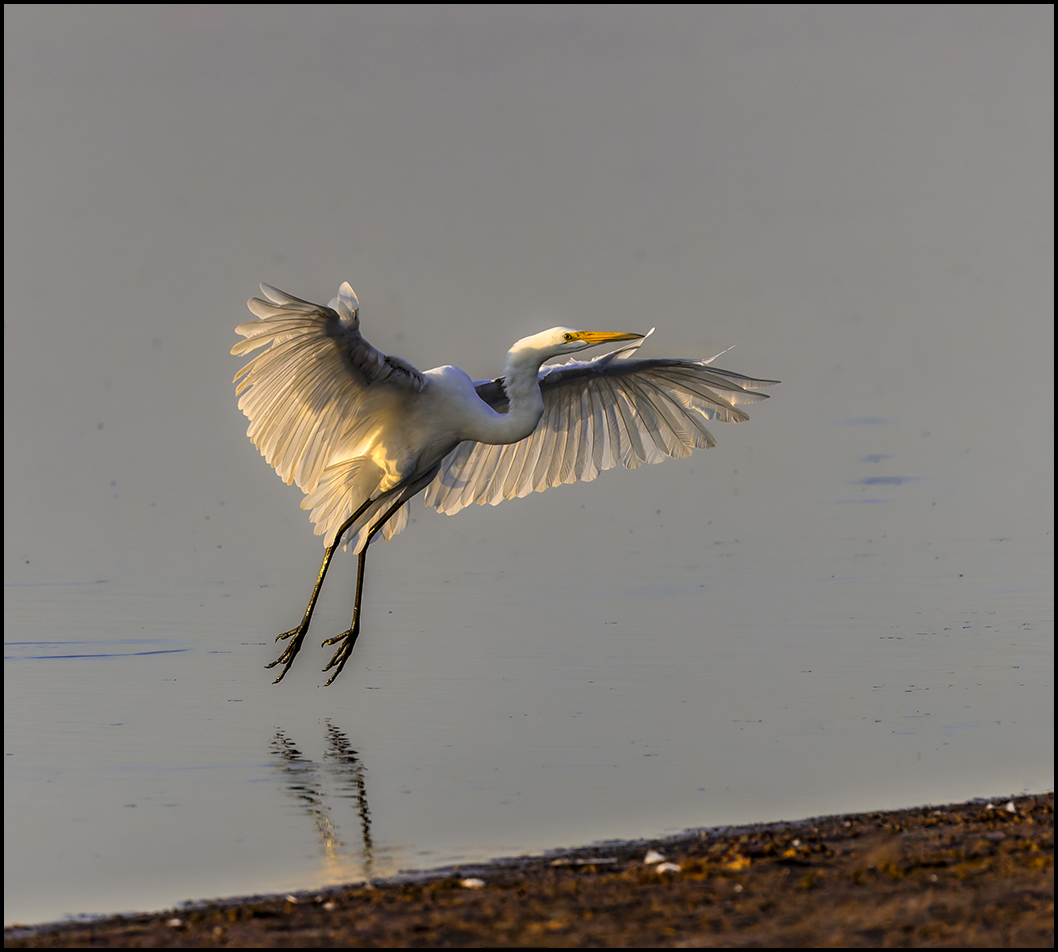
{"left": 6, "top": 473, "right": 1050, "bottom": 922}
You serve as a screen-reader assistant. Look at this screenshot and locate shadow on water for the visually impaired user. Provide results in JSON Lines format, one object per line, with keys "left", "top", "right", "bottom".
{"left": 269, "top": 721, "right": 375, "bottom": 881}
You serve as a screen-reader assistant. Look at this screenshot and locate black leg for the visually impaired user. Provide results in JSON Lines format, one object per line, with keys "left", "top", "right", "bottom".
{"left": 320, "top": 497, "right": 407, "bottom": 685}
{"left": 266, "top": 498, "right": 375, "bottom": 683}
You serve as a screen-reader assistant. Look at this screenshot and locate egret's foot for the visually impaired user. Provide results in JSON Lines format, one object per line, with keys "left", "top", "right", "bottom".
{"left": 266, "top": 623, "right": 309, "bottom": 683}
{"left": 321, "top": 625, "right": 361, "bottom": 686}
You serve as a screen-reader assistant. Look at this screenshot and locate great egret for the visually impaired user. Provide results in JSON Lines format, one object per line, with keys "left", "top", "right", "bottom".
{"left": 233, "top": 282, "right": 778, "bottom": 684}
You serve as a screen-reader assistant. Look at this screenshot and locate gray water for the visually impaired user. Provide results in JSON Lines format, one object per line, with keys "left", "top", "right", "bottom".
{"left": 4, "top": 6, "right": 1052, "bottom": 926}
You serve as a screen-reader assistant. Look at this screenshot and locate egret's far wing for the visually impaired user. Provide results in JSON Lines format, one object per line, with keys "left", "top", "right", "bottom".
{"left": 425, "top": 344, "right": 778, "bottom": 516}
{"left": 232, "top": 283, "right": 426, "bottom": 493}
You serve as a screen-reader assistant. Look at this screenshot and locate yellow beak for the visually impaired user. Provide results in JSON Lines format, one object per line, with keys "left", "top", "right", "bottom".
{"left": 574, "top": 331, "right": 644, "bottom": 345}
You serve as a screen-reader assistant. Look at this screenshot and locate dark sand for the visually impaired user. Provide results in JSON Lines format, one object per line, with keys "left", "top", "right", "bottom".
{"left": 5, "top": 793, "right": 1052, "bottom": 948}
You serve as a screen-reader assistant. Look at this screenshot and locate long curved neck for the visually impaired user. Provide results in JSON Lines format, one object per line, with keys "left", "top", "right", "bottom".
{"left": 470, "top": 347, "right": 547, "bottom": 445}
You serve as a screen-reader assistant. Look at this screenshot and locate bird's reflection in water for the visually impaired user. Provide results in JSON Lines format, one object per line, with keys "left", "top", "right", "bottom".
{"left": 269, "top": 720, "right": 375, "bottom": 882}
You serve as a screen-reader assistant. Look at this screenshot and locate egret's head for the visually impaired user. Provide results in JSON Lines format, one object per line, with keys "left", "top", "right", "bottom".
{"left": 513, "top": 327, "right": 644, "bottom": 361}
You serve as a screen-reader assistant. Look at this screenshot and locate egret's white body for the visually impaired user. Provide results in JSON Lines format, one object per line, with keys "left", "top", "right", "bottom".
{"left": 233, "top": 281, "right": 777, "bottom": 683}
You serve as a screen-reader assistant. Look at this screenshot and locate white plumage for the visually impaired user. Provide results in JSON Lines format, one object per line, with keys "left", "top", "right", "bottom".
{"left": 233, "top": 281, "right": 777, "bottom": 684}
{"left": 426, "top": 341, "right": 773, "bottom": 515}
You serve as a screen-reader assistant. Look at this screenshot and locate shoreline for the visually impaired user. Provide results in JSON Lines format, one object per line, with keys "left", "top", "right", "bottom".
{"left": 6, "top": 792, "right": 1053, "bottom": 947}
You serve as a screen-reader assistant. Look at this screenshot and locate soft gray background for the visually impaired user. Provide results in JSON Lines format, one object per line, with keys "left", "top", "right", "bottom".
{"left": 5, "top": 5, "right": 1053, "bottom": 926}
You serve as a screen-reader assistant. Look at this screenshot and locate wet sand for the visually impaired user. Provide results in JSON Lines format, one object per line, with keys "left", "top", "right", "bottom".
{"left": 5, "top": 793, "right": 1052, "bottom": 948}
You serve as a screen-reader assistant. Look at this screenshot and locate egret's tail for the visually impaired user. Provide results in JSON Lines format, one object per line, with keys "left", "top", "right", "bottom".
{"left": 298, "top": 458, "right": 395, "bottom": 551}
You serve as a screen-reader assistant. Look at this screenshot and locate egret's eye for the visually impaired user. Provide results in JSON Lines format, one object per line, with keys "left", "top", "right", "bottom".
{"left": 563, "top": 333, "right": 574, "bottom": 342}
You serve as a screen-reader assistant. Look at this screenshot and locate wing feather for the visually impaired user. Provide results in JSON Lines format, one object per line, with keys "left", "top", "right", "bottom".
{"left": 531, "top": 395, "right": 563, "bottom": 491}
{"left": 609, "top": 377, "right": 641, "bottom": 469}
{"left": 501, "top": 421, "right": 537, "bottom": 499}
{"left": 573, "top": 385, "right": 596, "bottom": 482}
{"left": 426, "top": 348, "right": 777, "bottom": 516}
{"left": 487, "top": 436, "right": 519, "bottom": 504}
{"left": 468, "top": 442, "right": 505, "bottom": 509}
{"left": 626, "top": 379, "right": 681, "bottom": 458}
{"left": 545, "top": 386, "right": 573, "bottom": 487}
{"left": 232, "top": 282, "right": 426, "bottom": 494}
{"left": 588, "top": 384, "right": 612, "bottom": 475}
{"left": 557, "top": 385, "right": 581, "bottom": 485}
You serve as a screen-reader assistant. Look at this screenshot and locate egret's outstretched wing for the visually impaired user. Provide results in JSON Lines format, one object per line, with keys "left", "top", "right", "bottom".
{"left": 232, "top": 283, "right": 426, "bottom": 494}
{"left": 425, "top": 338, "right": 778, "bottom": 515}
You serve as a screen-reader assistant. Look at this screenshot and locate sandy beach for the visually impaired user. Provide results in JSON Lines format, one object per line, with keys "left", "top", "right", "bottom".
{"left": 6, "top": 792, "right": 1052, "bottom": 948}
